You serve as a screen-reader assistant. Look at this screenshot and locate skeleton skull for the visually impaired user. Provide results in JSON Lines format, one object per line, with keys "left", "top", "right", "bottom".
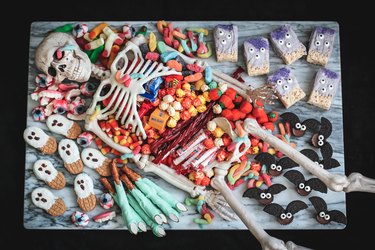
{"left": 35, "top": 32, "right": 92, "bottom": 83}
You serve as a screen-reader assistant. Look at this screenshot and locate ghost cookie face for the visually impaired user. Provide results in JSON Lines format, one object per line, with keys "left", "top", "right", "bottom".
{"left": 31, "top": 187, "right": 66, "bottom": 216}
{"left": 74, "top": 173, "right": 96, "bottom": 212}
{"left": 58, "top": 139, "right": 83, "bottom": 174}
{"left": 81, "top": 148, "right": 111, "bottom": 176}
{"left": 24, "top": 127, "right": 57, "bottom": 154}
{"left": 33, "top": 159, "right": 66, "bottom": 190}
{"left": 47, "top": 114, "right": 82, "bottom": 139}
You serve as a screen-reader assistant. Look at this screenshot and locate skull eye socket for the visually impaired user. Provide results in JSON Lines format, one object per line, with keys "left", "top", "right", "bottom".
{"left": 62, "top": 146, "right": 66, "bottom": 150}
{"left": 88, "top": 153, "right": 93, "bottom": 157}
{"left": 38, "top": 167, "right": 43, "bottom": 171}
{"left": 48, "top": 67, "right": 57, "bottom": 77}
{"left": 67, "top": 144, "right": 71, "bottom": 148}
{"left": 53, "top": 50, "right": 64, "bottom": 60}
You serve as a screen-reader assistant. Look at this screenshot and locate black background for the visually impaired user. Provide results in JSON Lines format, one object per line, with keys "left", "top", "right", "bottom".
{"left": 2, "top": 1, "right": 375, "bottom": 249}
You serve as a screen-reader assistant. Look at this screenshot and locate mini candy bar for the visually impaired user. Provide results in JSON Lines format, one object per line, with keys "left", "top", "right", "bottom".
{"left": 307, "top": 27, "right": 336, "bottom": 66}
{"left": 214, "top": 24, "right": 238, "bottom": 62}
{"left": 140, "top": 76, "right": 163, "bottom": 102}
{"left": 148, "top": 108, "right": 170, "bottom": 131}
{"left": 243, "top": 37, "right": 270, "bottom": 76}
{"left": 267, "top": 67, "right": 305, "bottom": 108}
{"left": 308, "top": 68, "right": 340, "bottom": 110}
{"left": 270, "top": 24, "right": 306, "bottom": 65}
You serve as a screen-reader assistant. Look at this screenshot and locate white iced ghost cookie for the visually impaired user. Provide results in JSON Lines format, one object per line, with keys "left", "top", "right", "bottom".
{"left": 58, "top": 139, "right": 83, "bottom": 174}
{"left": 24, "top": 127, "right": 57, "bottom": 154}
{"left": 31, "top": 187, "right": 66, "bottom": 216}
{"left": 81, "top": 148, "right": 111, "bottom": 176}
{"left": 46, "top": 114, "right": 82, "bottom": 139}
{"left": 74, "top": 173, "right": 96, "bottom": 212}
{"left": 33, "top": 159, "right": 66, "bottom": 190}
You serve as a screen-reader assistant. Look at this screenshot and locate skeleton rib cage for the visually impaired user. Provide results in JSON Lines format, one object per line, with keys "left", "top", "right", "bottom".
{"left": 86, "top": 41, "right": 180, "bottom": 151}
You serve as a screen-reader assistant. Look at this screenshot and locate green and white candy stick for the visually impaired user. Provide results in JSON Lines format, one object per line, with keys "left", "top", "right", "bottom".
{"left": 127, "top": 193, "right": 166, "bottom": 237}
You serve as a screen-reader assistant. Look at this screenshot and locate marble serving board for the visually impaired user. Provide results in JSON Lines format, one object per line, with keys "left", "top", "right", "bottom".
{"left": 24, "top": 21, "right": 345, "bottom": 230}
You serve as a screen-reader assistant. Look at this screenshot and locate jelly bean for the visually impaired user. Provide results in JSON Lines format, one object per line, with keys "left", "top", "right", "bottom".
{"left": 148, "top": 32, "right": 157, "bottom": 52}
{"left": 160, "top": 51, "right": 179, "bottom": 63}
{"left": 89, "top": 23, "right": 108, "bottom": 40}
{"left": 182, "top": 83, "right": 191, "bottom": 91}
{"left": 72, "top": 24, "right": 88, "bottom": 38}
{"left": 196, "top": 105, "right": 207, "bottom": 113}
{"left": 54, "top": 23, "right": 74, "bottom": 32}
{"left": 204, "top": 66, "right": 212, "bottom": 83}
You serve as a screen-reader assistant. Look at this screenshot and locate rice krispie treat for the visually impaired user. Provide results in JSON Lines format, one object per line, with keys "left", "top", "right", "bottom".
{"left": 307, "top": 27, "right": 336, "bottom": 66}
{"left": 243, "top": 37, "right": 270, "bottom": 76}
{"left": 214, "top": 24, "right": 238, "bottom": 62}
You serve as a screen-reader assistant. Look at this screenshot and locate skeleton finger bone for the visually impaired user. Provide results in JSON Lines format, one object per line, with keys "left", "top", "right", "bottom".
{"left": 243, "top": 118, "right": 375, "bottom": 193}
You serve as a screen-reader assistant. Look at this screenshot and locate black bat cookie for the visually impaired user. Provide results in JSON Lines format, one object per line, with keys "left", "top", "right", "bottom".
{"left": 309, "top": 196, "right": 347, "bottom": 225}
{"left": 284, "top": 170, "right": 327, "bottom": 196}
{"left": 300, "top": 148, "right": 340, "bottom": 170}
{"left": 311, "top": 117, "right": 332, "bottom": 154}
{"left": 243, "top": 184, "right": 287, "bottom": 205}
{"left": 280, "top": 112, "right": 320, "bottom": 137}
{"left": 263, "top": 200, "right": 308, "bottom": 225}
{"left": 255, "top": 152, "right": 299, "bottom": 177}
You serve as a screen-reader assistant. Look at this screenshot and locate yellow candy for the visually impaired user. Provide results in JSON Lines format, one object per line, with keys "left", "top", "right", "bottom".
{"left": 255, "top": 180, "right": 264, "bottom": 187}
{"left": 178, "top": 44, "right": 184, "bottom": 53}
{"left": 268, "top": 148, "right": 276, "bottom": 155}
{"left": 176, "top": 88, "right": 185, "bottom": 98}
{"left": 149, "top": 32, "right": 157, "bottom": 52}
{"left": 191, "top": 92, "right": 197, "bottom": 99}
{"left": 212, "top": 127, "right": 224, "bottom": 138}
{"left": 188, "top": 172, "right": 195, "bottom": 181}
{"left": 195, "top": 79, "right": 205, "bottom": 91}
{"left": 188, "top": 106, "right": 198, "bottom": 117}
{"left": 250, "top": 146, "right": 259, "bottom": 154}
{"left": 182, "top": 83, "right": 191, "bottom": 91}
{"left": 173, "top": 111, "right": 181, "bottom": 121}
{"left": 176, "top": 97, "right": 183, "bottom": 103}
{"left": 197, "top": 95, "right": 206, "bottom": 105}
{"left": 196, "top": 105, "right": 207, "bottom": 113}
{"left": 167, "top": 117, "right": 177, "bottom": 128}
{"left": 202, "top": 92, "right": 211, "bottom": 102}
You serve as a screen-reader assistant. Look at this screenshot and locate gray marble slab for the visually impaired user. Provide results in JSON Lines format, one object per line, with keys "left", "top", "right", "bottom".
{"left": 24, "top": 21, "right": 345, "bottom": 231}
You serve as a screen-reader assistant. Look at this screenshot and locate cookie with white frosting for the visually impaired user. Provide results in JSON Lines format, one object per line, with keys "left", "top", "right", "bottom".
{"left": 58, "top": 139, "right": 83, "bottom": 174}
{"left": 74, "top": 173, "right": 96, "bottom": 212}
{"left": 46, "top": 114, "right": 81, "bottom": 139}
{"left": 81, "top": 148, "right": 112, "bottom": 176}
{"left": 24, "top": 127, "right": 57, "bottom": 154}
{"left": 33, "top": 159, "right": 66, "bottom": 189}
{"left": 31, "top": 187, "right": 66, "bottom": 216}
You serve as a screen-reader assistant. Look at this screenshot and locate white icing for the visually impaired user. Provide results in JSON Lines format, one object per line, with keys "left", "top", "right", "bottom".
{"left": 46, "top": 114, "right": 73, "bottom": 137}
{"left": 74, "top": 173, "right": 94, "bottom": 198}
{"left": 33, "top": 159, "right": 58, "bottom": 183}
{"left": 31, "top": 187, "right": 57, "bottom": 210}
{"left": 23, "top": 127, "right": 49, "bottom": 149}
{"left": 81, "top": 148, "right": 107, "bottom": 169}
{"left": 58, "top": 139, "right": 81, "bottom": 164}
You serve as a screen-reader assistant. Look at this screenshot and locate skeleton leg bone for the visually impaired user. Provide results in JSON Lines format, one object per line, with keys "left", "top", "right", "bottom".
{"left": 243, "top": 118, "right": 375, "bottom": 193}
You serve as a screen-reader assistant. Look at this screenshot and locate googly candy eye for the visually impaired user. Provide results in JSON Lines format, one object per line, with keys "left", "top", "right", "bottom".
{"left": 287, "top": 78, "right": 293, "bottom": 83}
{"left": 277, "top": 79, "right": 283, "bottom": 85}
{"left": 249, "top": 48, "right": 254, "bottom": 53}
{"left": 283, "top": 85, "right": 289, "bottom": 90}
{"left": 305, "top": 186, "right": 311, "bottom": 192}
{"left": 301, "top": 125, "right": 306, "bottom": 131}
{"left": 227, "top": 34, "right": 232, "bottom": 39}
{"left": 286, "top": 42, "right": 292, "bottom": 48}
{"left": 315, "top": 161, "right": 319, "bottom": 165}
{"left": 270, "top": 164, "right": 277, "bottom": 170}
{"left": 260, "top": 47, "right": 265, "bottom": 52}
{"left": 255, "top": 54, "right": 260, "bottom": 59}
{"left": 329, "top": 84, "right": 334, "bottom": 90}
{"left": 319, "top": 211, "right": 326, "bottom": 218}
{"left": 319, "top": 164, "right": 324, "bottom": 168}
{"left": 321, "top": 87, "right": 327, "bottom": 92}
{"left": 219, "top": 30, "right": 224, "bottom": 35}
{"left": 318, "top": 135, "right": 324, "bottom": 141}
{"left": 221, "top": 39, "right": 227, "bottom": 45}
{"left": 265, "top": 193, "right": 272, "bottom": 199}
{"left": 315, "top": 41, "right": 321, "bottom": 46}
{"left": 325, "top": 41, "right": 330, "bottom": 46}
{"left": 319, "top": 34, "right": 324, "bottom": 39}
{"left": 260, "top": 193, "right": 266, "bottom": 199}
{"left": 280, "top": 213, "right": 287, "bottom": 219}
{"left": 279, "top": 40, "right": 284, "bottom": 45}
{"left": 318, "top": 140, "right": 324, "bottom": 146}
{"left": 276, "top": 165, "right": 282, "bottom": 171}
{"left": 320, "top": 78, "right": 326, "bottom": 84}
{"left": 324, "top": 214, "right": 331, "bottom": 220}
{"left": 285, "top": 33, "right": 290, "bottom": 38}
{"left": 295, "top": 123, "right": 301, "bottom": 129}
{"left": 286, "top": 212, "right": 292, "bottom": 219}
{"left": 298, "top": 183, "right": 305, "bottom": 189}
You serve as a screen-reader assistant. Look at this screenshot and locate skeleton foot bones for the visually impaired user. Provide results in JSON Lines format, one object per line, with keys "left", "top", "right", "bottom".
{"left": 27, "top": 22, "right": 375, "bottom": 250}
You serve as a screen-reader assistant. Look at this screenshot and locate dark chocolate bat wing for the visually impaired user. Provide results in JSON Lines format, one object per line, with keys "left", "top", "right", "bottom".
{"left": 320, "top": 117, "right": 332, "bottom": 138}
{"left": 267, "top": 184, "right": 287, "bottom": 195}
{"left": 328, "top": 210, "right": 347, "bottom": 225}
{"left": 300, "top": 149, "right": 320, "bottom": 162}
{"left": 286, "top": 200, "right": 308, "bottom": 215}
{"left": 284, "top": 170, "right": 306, "bottom": 186}
{"left": 309, "top": 196, "right": 327, "bottom": 213}
{"left": 263, "top": 203, "right": 284, "bottom": 217}
{"left": 320, "top": 141, "right": 333, "bottom": 159}
{"left": 280, "top": 112, "right": 300, "bottom": 127}
{"left": 302, "top": 119, "right": 320, "bottom": 133}
{"left": 306, "top": 178, "right": 328, "bottom": 193}
{"left": 255, "top": 152, "right": 276, "bottom": 167}
{"left": 243, "top": 187, "right": 262, "bottom": 200}
{"left": 277, "top": 157, "right": 299, "bottom": 170}
{"left": 320, "top": 158, "right": 341, "bottom": 170}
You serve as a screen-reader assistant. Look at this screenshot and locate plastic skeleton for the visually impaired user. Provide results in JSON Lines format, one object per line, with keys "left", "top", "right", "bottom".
{"left": 36, "top": 33, "right": 375, "bottom": 250}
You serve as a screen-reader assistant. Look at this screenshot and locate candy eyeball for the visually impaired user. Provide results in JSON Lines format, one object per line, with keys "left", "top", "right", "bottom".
{"left": 285, "top": 33, "right": 290, "bottom": 38}
{"left": 325, "top": 41, "right": 330, "bottom": 47}
{"left": 226, "top": 34, "right": 232, "bottom": 39}
{"left": 280, "top": 213, "right": 287, "bottom": 219}
{"left": 260, "top": 193, "right": 266, "bottom": 199}
{"left": 287, "top": 78, "right": 293, "bottom": 83}
{"left": 319, "top": 211, "right": 326, "bottom": 218}
{"left": 286, "top": 42, "right": 292, "bottom": 48}
{"left": 265, "top": 193, "right": 272, "bottom": 199}
{"left": 32, "top": 106, "right": 46, "bottom": 121}
{"left": 315, "top": 41, "right": 321, "bottom": 46}
{"left": 304, "top": 185, "right": 311, "bottom": 192}
{"left": 320, "top": 78, "right": 326, "bottom": 84}
{"left": 301, "top": 125, "right": 306, "bottom": 131}
{"left": 295, "top": 123, "right": 301, "bottom": 129}
{"left": 321, "top": 87, "right": 326, "bottom": 92}
{"left": 249, "top": 48, "right": 254, "bottom": 53}
{"left": 71, "top": 211, "right": 89, "bottom": 227}
{"left": 260, "top": 47, "right": 266, "bottom": 52}
{"left": 329, "top": 84, "right": 334, "bottom": 90}
{"left": 255, "top": 54, "right": 260, "bottom": 59}
{"left": 221, "top": 39, "right": 227, "bottom": 45}
{"left": 319, "top": 34, "right": 324, "bottom": 39}
{"left": 219, "top": 30, "right": 224, "bottom": 36}
{"left": 283, "top": 85, "right": 289, "bottom": 90}
{"left": 279, "top": 40, "right": 284, "bottom": 45}
{"left": 324, "top": 214, "right": 331, "bottom": 221}
{"left": 276, "top": 79, "right": 283, "bottom": 85}
{"left": 276, "top": 165, "right": 282, "bottom": 171}
{"left": 270, "top": 164, "right": 277, "bottom": 170}
{"left": 286, "top": 212, "right": 292, "bottom": 219}
{"left": 318, "top": 135, "right": 324, "bottom": 141}
{"left": 298, "top": 183, "right": 305, "bottom": 189}
{"left": 99, "top": 193, "right": 114, "bottom": 209}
